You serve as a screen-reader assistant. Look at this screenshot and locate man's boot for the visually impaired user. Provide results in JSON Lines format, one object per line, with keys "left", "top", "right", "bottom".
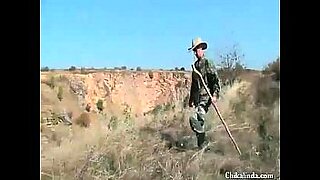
{"left": 196, "top": 132, "right": 208, "bottom": 149}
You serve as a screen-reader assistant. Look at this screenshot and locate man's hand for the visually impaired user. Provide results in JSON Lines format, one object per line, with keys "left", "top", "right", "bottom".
{"left": 189, "top": 101, "right": 194, "bottom": 108}
{"left": 211, "top": 94, "right": 218, "bottom": 104}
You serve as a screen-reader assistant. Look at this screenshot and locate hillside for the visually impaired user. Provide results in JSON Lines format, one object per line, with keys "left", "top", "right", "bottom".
{"left": 40, "top": 69, "right": 279, "bottom": 179}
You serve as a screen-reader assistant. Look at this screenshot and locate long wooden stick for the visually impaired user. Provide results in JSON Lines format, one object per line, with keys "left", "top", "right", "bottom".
{"left": 191, "top": 63, "right": 242, "bottom": 155}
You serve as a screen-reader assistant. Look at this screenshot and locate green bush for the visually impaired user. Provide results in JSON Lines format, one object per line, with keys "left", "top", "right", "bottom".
{"left": 96, "top": 99, "right": 104, "bottom": 112}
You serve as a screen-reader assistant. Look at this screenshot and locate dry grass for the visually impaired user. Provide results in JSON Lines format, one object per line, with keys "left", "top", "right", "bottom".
{"left": 41, "top": 75, "right": 279, "bottom": 179}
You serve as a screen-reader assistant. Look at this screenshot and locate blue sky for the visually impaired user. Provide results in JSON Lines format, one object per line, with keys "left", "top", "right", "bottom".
{"left": 41, "top": 0, "right": 279, "bottom": 70}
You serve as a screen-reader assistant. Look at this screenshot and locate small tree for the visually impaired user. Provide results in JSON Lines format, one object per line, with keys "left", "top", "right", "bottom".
{"left": 136, "top": 67, "right": 142, "bottom": 71}
{"left": 57, "top": 86, "right": 63, "bottom": 101}
{"left": 175, "top": 67, "right": 179, "bottom": 71}
{"left": 121, "top": 66, "right": 127, "bottom": 70}
{"left": 96, "top": 99, "right": 104, "bottom": 112}
{"left": 180, "top": 67, "right": 185, "bottom": 71}
{"left": 218, "top": 44, "right": 245, "bottom": 86}
{"left": 69, "top": 66, "right": 76, "bottom": 71}
{"left": 41, "top": 66, "right": 49, "bottom": 72}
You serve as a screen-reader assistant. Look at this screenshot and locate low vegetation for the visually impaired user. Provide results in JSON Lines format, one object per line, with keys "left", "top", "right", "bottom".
{"left": 262, "top": 57, "right": 280, "bottom": 81}
{"left": 57, "top": 86, "right": 63, "bottom": 102}
{"left": 96, "top": 99, "right": 104, "bottom": 112}
{"left": 41, "top": 58, "right": 279, "bottom": 179}
{"left": 74, "top": 112, "right": 92, "bottom": 128}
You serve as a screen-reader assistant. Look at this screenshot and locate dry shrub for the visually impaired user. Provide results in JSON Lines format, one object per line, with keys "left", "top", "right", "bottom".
{"left": 96, "top": 99, "right": 104, "bottom": 112}
{"left": 262, "top": 58, "right": 280, "bottom": 81}
{"left": 41, "top": 74, "right": 280, "bottom": 179}
{"left": 74, "top": 112, "right": 92, "bottom": 127}
{"left": 57, "top": 75, "right": 69, "bottom": 83}
{"left": 254, "top": 76, "right": 279, "bottom": 106}
{"left": 43, "top": 76, "right": 55, "bottom": 89}
{"left": 57, "top": 86, "right": 63, "bottom": 101}
{"left": 205, "top": 80, "right": 279, "bottom": 174}
{"left": 41, "top": 118, "right": 106, "bottom": 178}
{"left": 148, "top": 70, "right": 154, "bottom": 79}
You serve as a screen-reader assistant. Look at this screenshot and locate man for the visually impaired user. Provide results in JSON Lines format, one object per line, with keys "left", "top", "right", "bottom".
{"left": 188, "top": 37, "right": 221, "bottom": 149}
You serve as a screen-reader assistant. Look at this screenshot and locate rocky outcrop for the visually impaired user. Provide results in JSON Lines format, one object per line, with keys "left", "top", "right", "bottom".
{"left": 41, "top": 70, "right": 192, "bottom": 116}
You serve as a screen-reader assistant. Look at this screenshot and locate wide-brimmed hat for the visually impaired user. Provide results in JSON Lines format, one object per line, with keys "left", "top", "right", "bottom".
{"left": 188, "top": 37, "right": 208, "bottom": 51}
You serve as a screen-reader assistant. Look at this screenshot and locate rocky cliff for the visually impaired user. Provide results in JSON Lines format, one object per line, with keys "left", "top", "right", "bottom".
{"left": 41, "top": 70, "right": 191, "bottom": 116}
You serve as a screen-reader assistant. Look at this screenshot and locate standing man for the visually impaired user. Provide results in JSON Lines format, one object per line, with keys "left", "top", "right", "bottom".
{"left": 188, "top": 37, "right": 221, "bottom": 149}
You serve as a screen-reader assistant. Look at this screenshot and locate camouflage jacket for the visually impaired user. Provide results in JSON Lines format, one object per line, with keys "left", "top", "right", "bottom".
{"left": 189, "top": 57, "right": 221, "bottom": 107}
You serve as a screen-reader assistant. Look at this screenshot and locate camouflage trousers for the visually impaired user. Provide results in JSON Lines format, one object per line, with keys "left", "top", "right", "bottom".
{"left": 189, "top": 101, "right": 210, "bottom": 148}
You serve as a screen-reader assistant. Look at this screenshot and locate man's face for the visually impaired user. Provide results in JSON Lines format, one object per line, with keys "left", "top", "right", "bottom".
{"left": 194, "top": 45, "right": 204, "bottom": 59}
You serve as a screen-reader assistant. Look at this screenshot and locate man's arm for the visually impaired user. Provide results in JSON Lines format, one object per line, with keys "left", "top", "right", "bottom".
{"left": 189, "top": 72, "right": 197, "bottom": 107}
{"left": 206, "top": 59, "right": 221, "bottom": 99}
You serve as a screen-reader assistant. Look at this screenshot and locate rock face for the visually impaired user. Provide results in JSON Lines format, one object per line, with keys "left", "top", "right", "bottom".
{"left": 41, "top": 70, "right": 191, "bottom": 116}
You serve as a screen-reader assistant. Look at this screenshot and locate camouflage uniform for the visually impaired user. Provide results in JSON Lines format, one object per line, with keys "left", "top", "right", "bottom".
{"left": 189, "top": 57, "right": 221, "bottom": 148}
